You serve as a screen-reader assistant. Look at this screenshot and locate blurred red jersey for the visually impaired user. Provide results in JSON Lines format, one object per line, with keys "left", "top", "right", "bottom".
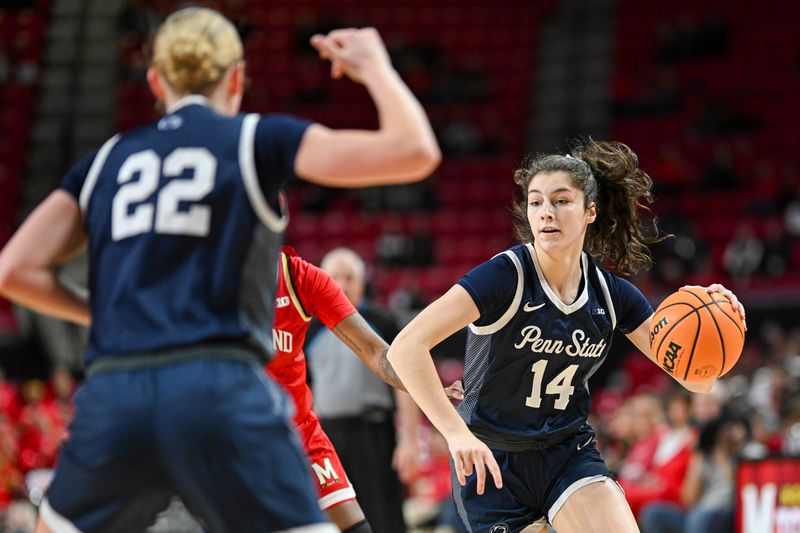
{"left": 266, "top": 246, "right": 360, "bottom": 509}
{"left": 267, "top": 246, "right": 355, "bottom": 425}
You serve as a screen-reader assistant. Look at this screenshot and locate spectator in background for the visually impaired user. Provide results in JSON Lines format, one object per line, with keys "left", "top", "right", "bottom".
{"left": 0, "top": 368, "right": 20, "bottom": 422}
{"left": 16, "top": 380, "right": 64, "bottom": 473}
{"left": 617, "top": 394, "right": 668, "bottom": 518}
{"left": 48, "top": 367, "right": 75, "bottom": 434}
{"left": 0, "top": 411, "right": 21, "bottom": 512}
{"left": 691, "top": 381, "right": 727, "bottom": 426}
{"left": 759, "top": 219, "right": 791, "bottom": 278}
{"left": 783, "top": 190, "right": 800, "bottom": 238}
{"left": 723, "top": 223, "right": 764, "bottom": 283}
{"left": 633, "top": 389, "right": 696, "bottom": 527}
{"left": 640, "top": 412, "right": 749, "bottom": 533}
{"left": 598, "top": 396, "right": 637, "bottom": 474}
{"left": 652, "top": 213, "right": 711, "bottom": 287}
{"left": 306, "top": 248, "right": 419, "bottom": 533}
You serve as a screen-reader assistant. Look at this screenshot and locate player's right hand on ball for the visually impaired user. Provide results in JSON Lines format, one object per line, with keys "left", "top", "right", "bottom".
{"left": 448, "top": 430, "right": 503, "bottom": 495}
{"left": 310, "top": 27, "right": 392, "bottom": 83}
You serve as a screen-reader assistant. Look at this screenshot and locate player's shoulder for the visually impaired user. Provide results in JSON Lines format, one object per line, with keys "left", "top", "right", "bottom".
{"left": 489, "top": 243, "right": 528, "bottom": 266}
{"left": 592, "top": 261, "right": 644, "bottom": 299}
{"left": 281, "top": 245, "right": 312, "bottom": 273}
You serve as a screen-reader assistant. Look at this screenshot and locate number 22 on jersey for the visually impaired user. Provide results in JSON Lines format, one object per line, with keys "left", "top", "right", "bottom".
{"left": 525, "top": 360, "right": 578, "bottom": 410}
{"left": 112, "top": 148, "right": 216, "bottom": 241}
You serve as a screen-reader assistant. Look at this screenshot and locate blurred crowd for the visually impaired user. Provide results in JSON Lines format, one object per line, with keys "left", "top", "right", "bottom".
{"left": 0, "top": 367, "right": 74, "bottom": 532}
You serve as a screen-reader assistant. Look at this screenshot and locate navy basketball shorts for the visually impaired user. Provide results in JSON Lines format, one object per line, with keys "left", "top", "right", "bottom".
{"left": 451, "top": 425, "right": 617, "bottom": 533}
{"left": 41, "top": 352, "right": 337, "bottom": 533}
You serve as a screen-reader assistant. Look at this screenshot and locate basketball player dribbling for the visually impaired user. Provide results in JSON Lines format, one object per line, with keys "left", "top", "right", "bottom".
{"left": 0, "top": 7, "right": 439, "bottom": 533}
{"left": 388, "top": 140, "right": 747, "bottom": 533}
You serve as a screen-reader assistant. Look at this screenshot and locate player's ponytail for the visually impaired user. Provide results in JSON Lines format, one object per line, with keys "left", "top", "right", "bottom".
{"left": 572, "top": 138, "right": 663, "bottom": 275}
{"left": 151, "top": 7, "right": 243, "bottom": 95}
{"left": 511, "top": 138, "right": 664, "bottom": 275}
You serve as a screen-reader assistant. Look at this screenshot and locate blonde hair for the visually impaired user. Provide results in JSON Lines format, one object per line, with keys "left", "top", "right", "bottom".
{"left": 151, "top": 7, "right": 243, "bottom": 95}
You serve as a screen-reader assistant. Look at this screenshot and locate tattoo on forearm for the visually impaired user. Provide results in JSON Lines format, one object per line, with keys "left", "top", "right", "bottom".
{"left": 333, "top": 325, "right": 364, "bottom": 354}
{"left": 334, "top": 318, "right": 405, "bottom": 390}
{"left": 378, "top": 348, "right": 406, "bottom": 391}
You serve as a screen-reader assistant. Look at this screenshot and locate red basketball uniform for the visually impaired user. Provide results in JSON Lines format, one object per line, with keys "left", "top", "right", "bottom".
{"left": 267, "top": 246, "right": 358, "bottom": 510}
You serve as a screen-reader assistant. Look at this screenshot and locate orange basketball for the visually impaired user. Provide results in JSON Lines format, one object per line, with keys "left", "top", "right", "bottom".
{"left": 649, "top": 287, "right": 745, "bottom": 382}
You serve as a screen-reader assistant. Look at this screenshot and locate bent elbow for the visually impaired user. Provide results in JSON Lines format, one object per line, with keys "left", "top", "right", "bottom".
{"left": 401, "top": 142, "right": 442, "bottom": 182}
{"left": 0, "top": 261, "right": 19, "bottom": 299}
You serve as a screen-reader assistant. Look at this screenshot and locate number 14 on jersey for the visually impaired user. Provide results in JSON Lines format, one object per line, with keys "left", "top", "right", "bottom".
{"left": 525, "top": 360, "right": 578, "bottom": 410}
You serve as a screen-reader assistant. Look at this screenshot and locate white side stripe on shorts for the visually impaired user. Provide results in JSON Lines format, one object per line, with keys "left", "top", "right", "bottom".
{"left": 547, "top": 475, "right": 615, "bottom": 524}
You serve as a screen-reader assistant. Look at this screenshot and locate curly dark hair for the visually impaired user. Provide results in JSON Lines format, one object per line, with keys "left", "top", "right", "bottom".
{"left": 511, "top": 138, "right": 666, "bottom": 275}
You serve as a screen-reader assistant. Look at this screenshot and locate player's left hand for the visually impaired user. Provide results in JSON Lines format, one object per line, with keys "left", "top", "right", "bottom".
{"left": 392, "top": 435, "right": 420, "bottom": 483}
{"left": 681, "top": 283, "right": 747, "bottom": 331}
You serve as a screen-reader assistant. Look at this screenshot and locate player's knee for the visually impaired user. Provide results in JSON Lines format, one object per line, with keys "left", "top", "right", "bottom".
{"left": 342, "top": 519, "right": 372, "bottom": 533}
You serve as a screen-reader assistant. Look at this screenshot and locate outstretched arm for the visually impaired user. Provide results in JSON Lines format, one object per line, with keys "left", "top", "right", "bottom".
{"left": 388, "top": 284, "right": 503, "bottom": 495}
{"left": 0, "top": 191, "right": 90, "bottom": 326}
{"left": 331, "top": 312, "right": 405, "bottom": 390}
{"left": 295, "top": 28, "right": 440, "bottom": 186}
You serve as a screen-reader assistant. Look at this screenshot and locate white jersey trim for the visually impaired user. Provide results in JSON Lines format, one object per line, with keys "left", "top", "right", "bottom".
{"left": 468, "top": 250, "right": 524, "bottom": 336}
{"left": 282, "top": 252, "right": 312, "bottom": 322}
{"left": 239, "top": 113, "right": 289, "bottom": 233}
{"left": 547, "top": 475, "right": 615, "bottom": 524}
{"left": 594, "top": 267, "right": 617, "bottom": 330}
{"left": 40, "top": 498, "right": 83, "bottom": 533}
{"left": 166, "top": 94, "right": 209, "bottom": 113}
{"left": 526, "top": 243, "right": 589, "bottom": 315}
{"left": 79, "top": 134, "right": 120, "bottom": 214}
{"left": 318, "top": 486, "right": 357, "bottom": 510}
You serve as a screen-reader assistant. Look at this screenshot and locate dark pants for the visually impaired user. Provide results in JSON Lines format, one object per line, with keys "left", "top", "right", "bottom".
{"left": 320, "top": 413, "right": 407, "bottom": 533}
{"left": 46, "top": 354, "right": 327, "bottom": 533}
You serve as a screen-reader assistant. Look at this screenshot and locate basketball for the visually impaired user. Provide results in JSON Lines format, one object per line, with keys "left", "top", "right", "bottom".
{"left": 649, "top": 287, "right": 745, "bottom": 382}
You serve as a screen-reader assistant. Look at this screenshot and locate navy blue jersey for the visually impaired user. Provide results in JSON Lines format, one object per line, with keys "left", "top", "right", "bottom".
{"left": 59, "top": 96, "right": 310, "bottom": 364}
{"left": 456, "top": 243, "right": 652, "bottom": 449}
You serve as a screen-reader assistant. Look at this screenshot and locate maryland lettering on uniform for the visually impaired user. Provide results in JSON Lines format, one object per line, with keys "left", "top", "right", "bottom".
{"left": 272, "top": 329, "right": 293, "bottom": 353}
{"left": 663, "top": 340, "right": 681, "bottom": 373}
{"left": 514, "top": 325, "right": 606, "bottom": 358}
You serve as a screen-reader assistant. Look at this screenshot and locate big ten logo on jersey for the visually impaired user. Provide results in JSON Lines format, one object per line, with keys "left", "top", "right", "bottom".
{"left": 275, "top": 296, "right": 291, "bottom": 309}
{"left": 514, "top": 325, "right": 606, "bottom": 358}
{"left": 311, "top": 457, "right": 341, "bottom": 488}
{"left": 272, "top": 329, "right": 293, "bottom": 353}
